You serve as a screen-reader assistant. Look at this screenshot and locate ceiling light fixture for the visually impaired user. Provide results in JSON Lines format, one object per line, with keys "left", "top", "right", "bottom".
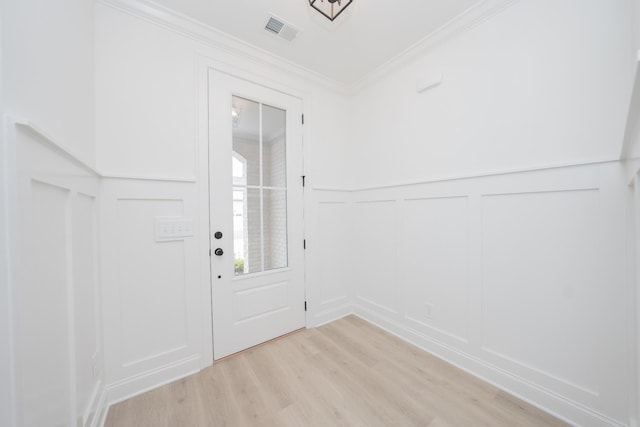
{"left": 309, "top": 0, "right": 353, "bottom": 22}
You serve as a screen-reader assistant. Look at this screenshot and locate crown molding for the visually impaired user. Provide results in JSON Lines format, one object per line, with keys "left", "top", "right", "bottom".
{"left": 349, "top": 0, "right": 521, "bottom": 94}
{"left": 97, "top": 0, "right": 350, "bottom": 94}
{"left": 98, "top": 0, "right": 520, "bottom": 95}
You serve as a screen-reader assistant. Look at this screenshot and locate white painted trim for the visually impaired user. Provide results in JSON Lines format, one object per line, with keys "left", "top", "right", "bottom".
{"left": 96, "top": 0, "right": 521, "bottom": 95}
{"left": 65, "top": 189, "right": 79, "bottom": 427}
{"left": 320, "top": 295, "right": 350, "bottom": 306}
{"left": 0, "top": 16, "right": 12, "bottom": 427}
{"left": 311, "top": 304, "right": 353, "bottom": 328}
{"left": 633, "top": 174, "right": 640, "bottom": 427}
{"left": 311, "top": 187, "right": 353, "bottom": 193}
{"left": 196, "top": 56, "right": 313, "bottom": 369}
{"left": 195, "top": 55, "right": 214, "bottom": 370}
{"left": 105, "top": 355, "right": 201, "bottom": 405}
{"left": 10, "top": 117, "right": 101, "bottom": 176}
{"left": 404, "top": 314, "right": 469, "bottom": 346}
{"left": 2, "top": 116, "right": 19, "bottom": 427}
{"left": 350, "top": 0, "right": 522, "bottom": 93}
{"left": 628, "top": 159, "right": 640, "bottom": 185}
{"left": 97, "top": 0, "right": 348, "bottom": 94}
{"left": 356, "top": 295, "right": 398, "bottom": 315}
{"left": 92, "top": 387, "right": 108, "bottom": 427}
{"left": 83, "top": 381, "right": 107, "bottom": 427}
{"left": 313, "top": 159, "right": 620, "bottom": 193}
{"left": 352, "top": 305, "right": 626, "bottom": 427}
{"left": 100, "top": 174, "right": 197, "bottom": 183}
{"left": 8, "top": 117, "right": 201, "bottom": 184}
{"left": 8, "top": 116, "right": 107, "bottom": 427}
{"left": 621, "top": 51, "right": 640, "bottom": 160}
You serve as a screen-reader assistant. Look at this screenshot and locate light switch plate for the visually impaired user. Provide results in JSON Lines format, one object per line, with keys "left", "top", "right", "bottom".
{"left": 155, "top": 217, "right": 193, "bottom": 241}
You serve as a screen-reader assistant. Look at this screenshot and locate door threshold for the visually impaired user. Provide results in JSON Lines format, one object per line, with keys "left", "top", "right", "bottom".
{"left": 213, "top": 327, "right": 306, "bottom": 363}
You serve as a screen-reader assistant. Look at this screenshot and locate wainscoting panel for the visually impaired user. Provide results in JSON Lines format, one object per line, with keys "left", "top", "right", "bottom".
{"left": 21, "top": 180, "right": 72, "bottom": 427}
{"left": 482, "top": 189, "right": 601, "bottom": 397}
{"left": 350, "top": 162, "right": 630, "bottom": 426}
{"left": 116, "top": 198, "right": 187, "bottom": 366}
{"left": 72, "top": 192, "right": 101, "bottom": 426}
{"left": 402, "top": 196, "right": 470, "bottom": 345}
{"left": 354, "top": 200, "right": 401, "bottom": 316}
{"left": 11, "top": 122, "right": 105, "bottom": 427}
{"left": 317, "top": 201, "right": 352, "bottom": 306}
{"left": 305, "top": 190, "right": 354, "bottom": 326}
{"left": 101, "top": 179, "right": 203, "bottom": 404}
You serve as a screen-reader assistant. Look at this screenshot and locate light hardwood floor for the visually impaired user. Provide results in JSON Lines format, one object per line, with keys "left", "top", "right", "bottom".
{"left": 105, "top": 315, "right": 568, "bottom": 426}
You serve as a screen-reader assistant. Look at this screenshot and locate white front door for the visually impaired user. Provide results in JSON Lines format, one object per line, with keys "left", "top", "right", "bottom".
{"left": 208, "top": 70, "right": 305, "bottom": 360}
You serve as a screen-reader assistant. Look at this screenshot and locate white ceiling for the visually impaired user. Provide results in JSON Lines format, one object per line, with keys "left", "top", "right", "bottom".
{"left": 147, "top": 0, "right": 483, "bottom": 85}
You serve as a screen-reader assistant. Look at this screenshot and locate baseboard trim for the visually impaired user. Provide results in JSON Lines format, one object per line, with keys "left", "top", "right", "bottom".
{"left": 105, "top": 354, "right": 202, "bottom": 407}
{"left": 310, "top": 303, "right": 353, "bottom": 328}
{"left": 98, "top": 308, "right": 624, "bottom": 426}
{"left": 92, "top": 386, "right": 108, "bottom": 427}
{"left": 80, "top": 381, "right": 107, "bottom": 427}
{"left": 352, "top": 304, "right": 626, "bottom": 427}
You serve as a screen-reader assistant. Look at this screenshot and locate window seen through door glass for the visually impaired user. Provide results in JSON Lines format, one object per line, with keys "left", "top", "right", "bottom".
{"left": 231, "top": 96, "right": 288, "bottom": 276}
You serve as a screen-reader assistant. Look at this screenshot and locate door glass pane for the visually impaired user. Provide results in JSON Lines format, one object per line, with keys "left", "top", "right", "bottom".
{"left": 262, "top": 105, "right": 286, "bottom": 188}
{"left": 232, "top": 187, "right": 246, "bottom": 274}
{"left": 233, "top": 187, "right": 263, "bottom": 275}
{"left": 232, "top": 97, "right": 260, "bottom": 186}
{"left": 231, "top": 96, "right": 288, "bottom": 276}
{"left": 263, "top": 189, "right": 288, "bottom": 271}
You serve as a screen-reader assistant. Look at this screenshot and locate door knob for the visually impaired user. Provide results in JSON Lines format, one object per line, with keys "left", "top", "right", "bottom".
{"left": 214, "top": 231, "right": 223, "bottom": 239}
{"left": 214, "top": 248, "right": 224, "bottom": 256}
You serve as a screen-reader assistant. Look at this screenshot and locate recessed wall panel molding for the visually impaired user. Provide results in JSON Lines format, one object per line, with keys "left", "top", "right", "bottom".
{"left": 402, "top": 196, "right": 470, "bottom": 345}
{"left": 317, "top": 201, "right": 352, "bottom": 306}
{"left": 350, "top": 162, "right": 630, "bottom": 426}
{"left": 305, "top": 191, "right": 354, "bottom": 327}
{"left": 117, "top": 198, "right": 188, "bottom": 366}
{"left": 100, "top": 179, "right": 203, "bottom": 403}
{"left": 72, "top": 192, "right": 101, "bottom": 425}
{"left": 11, "top": 125, "right": 105, "bottom": 427}
{"left": 481, "top": 189, "right": 602, "bottom": 396}
{"left": 21, "top": 180, "right": 72, "bottom": 427}
{"left": 353, "top": 200, "right": 400, "bottom": 316}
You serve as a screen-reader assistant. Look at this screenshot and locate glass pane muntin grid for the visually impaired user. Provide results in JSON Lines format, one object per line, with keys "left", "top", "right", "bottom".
{"left": 231, "top": 95, "right": 289, "bottom": 277}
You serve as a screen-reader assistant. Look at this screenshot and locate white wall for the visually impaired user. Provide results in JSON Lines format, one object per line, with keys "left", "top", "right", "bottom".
{"left": 10, "top": 125, "right": 105, "bottom": 427}
{"left": 349, "top": 163, "right": 629, "bottom": 425}
{"left": 1, "top": 0, "right": 95, "bottom": 165}
{"left": 625, "top": 1, "right": 640, "bottom": 416}
{"left": 0, "top": 6, "right": 14, "bottom": 427}
{"left": 90, "top": 0, "right": 640, "bottom": 425}
{"left": 94, "top": 0, "right": 354, "bottom": 404}
{"left": 351, "top": 0, "right": 635, "bottom": 189}
{"left": 632, "top": 172, "right": 640, "bottom": 427}
{"left": 0, "top": 0, "right": 635, "bottom": 425}
{"left": 94, "top": 3, "right": 352, "bottom": 188}
{"left": 634, "top": 0, "right": 640, "bottom": 53}
{"left": 341, "top": 0, "right": 637, "bottom": 425}
{"left": 305, "top": 189, "right": 355, "bottom": 325}
{"left": 1, "top": 1, "right": 105, "bottom": 426}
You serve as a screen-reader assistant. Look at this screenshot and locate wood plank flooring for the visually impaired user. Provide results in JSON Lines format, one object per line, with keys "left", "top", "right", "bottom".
{"left": 105, "top": 315, "right": 568, "bottom": 427}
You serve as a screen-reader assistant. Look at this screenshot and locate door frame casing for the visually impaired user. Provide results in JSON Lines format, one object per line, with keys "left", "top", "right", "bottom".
{"left": 208, "top": 70, "right": 305, "bottom": 360}
{"left": 196, "top": 57, "right": 311, "bottom": 367}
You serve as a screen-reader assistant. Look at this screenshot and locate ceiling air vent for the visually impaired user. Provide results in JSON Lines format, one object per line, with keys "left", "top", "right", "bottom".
{"left": 264, "top": 15, "right": 300, "bottom": 42}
